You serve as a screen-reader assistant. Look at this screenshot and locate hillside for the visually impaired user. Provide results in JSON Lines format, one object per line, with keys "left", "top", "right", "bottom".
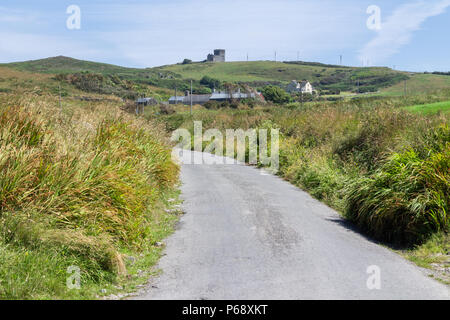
{"left": 3, "top": 56, "right": 450, "bottom": 96}
{"left": 154, "top": 60, "right": 409, "bottom": 92}
{"left": 3, "top": 56, "right": 143, "bottom": 76}
{"left": 383, "top": 73, "right": 450, "bottom": 96}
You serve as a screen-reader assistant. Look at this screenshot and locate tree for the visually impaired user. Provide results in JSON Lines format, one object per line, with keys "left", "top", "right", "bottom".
{"left": 261, "top": 85, "right": 291, "bottom": 104}
{"left": 193, "top": 87, "right": 212, "bottom": 95}
{"left": 200, "top": 76, "right": 221, "bottom": 90}
{"left": 182, "top": 59, "right": 192, "bottom": 65}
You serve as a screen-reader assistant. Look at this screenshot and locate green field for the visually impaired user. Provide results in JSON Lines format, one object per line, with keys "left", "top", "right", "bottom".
{"left": 404, "top": 100, "right": 450, "bottom": 114}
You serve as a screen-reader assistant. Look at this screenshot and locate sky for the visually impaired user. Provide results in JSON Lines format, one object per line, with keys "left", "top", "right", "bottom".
{"left": 0, "top": 0, "right": 449, "bottom": 71}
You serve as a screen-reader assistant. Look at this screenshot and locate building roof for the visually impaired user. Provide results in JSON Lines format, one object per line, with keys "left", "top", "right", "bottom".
{"left": 136, "top": 97, "right": 156, "bottom": 103}
{"left": 169, "top": 94, "right": 211, "bottom": 104}
{"left": 168, "top": 96, "right": 185, "bottom": 102}
{"left": 169, "top": 90, "right": 259, "bottom": 104}
{"left": 210, "top": 92, "right": 256, "bottom": 100}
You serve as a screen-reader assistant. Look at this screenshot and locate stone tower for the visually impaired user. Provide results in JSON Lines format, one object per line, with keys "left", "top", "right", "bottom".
{"left": 207, "top": 49, "right": 225, "bottom": 62}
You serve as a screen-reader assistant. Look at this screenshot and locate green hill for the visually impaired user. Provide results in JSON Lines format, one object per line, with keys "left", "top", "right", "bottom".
{"left": 155, "top": 61, "right": 407, "bottom": 90}
{"left": 3, "top": 56, "right": 135, "bottom": 74}
{"left": 3, "top": 56, "right": 450, "bottom": 95}
{"left": 2, "top": 56, "right": 158, "bottom": 80}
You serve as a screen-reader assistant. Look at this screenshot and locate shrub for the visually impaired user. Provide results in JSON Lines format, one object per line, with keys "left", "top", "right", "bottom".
{"left": 160, "top": 104, "right": 176, "bottom": 115}
{"left": 261, "top": 85, "right": 291, "bottom": 104}
{"left": 204, "top": 101, "right": 220, "bottom": 110}
{"left": 200, "top": 76, "right": 221, "bottom": 90}
{"left": 193, "top": 87, "right": 212, "bottom": 95}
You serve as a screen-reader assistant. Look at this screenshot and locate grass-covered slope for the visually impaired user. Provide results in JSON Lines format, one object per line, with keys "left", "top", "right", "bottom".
{"left": 2, "top": 56, "right": 144, "bottom": 77}
{"left": 382, "top": 73, "right": 450, "bottom": 96}
{"left": 5, "top": 56, "right": 450, "bottom": 97}
{"left": 3, "top": 56, "right": 418, "bottom": 94}
{"left": 0, "top": 93, "right": 180, "bottom": 299}
{"left": 0, "top": 65, "right": 174, "bottom": 102}
{"left": 155, "top": 61, "right": 410, "bottom": 92}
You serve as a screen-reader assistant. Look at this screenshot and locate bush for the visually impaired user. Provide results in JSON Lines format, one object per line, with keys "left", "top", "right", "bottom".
{"left": 193, "top": 87, "right": 212, "bottom": 95}
{"left": 57, "top": 72, "right": 139, "bottom": 99}
{"left": 261, "top": 85, "right": 291, "bottom": 104}
{"left": 160, "top": 104, "right": 175, "bottom": 115}
{"left": 200, "top": 76, "right": 221, "bottom": 90}
{"left": 204, "top": 101, "right": 220, "bottom": 110}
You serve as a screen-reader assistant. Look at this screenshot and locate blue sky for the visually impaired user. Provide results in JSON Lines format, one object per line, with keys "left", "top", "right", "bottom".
{"left": 1, "top": 0, "right": 449, "bottom": 71}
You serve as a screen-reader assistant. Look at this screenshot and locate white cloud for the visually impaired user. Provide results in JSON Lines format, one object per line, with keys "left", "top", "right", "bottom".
{"left": 359, "top": 0, "right": 450, "bottom": 65}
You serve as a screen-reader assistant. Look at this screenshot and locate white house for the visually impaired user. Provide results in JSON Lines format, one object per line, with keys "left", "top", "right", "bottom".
{"left": 286, "top": 80, "right": 314, "bottom": 94}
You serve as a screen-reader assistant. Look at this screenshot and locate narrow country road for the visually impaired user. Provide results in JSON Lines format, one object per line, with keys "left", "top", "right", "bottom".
{"left": 134, "top": 150, "right": 449, "bottom": 300}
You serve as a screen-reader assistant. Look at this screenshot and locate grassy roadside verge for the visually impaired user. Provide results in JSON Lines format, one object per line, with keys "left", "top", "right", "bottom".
{"left": 0, "top": 94, "right": 180, "bottom": 299}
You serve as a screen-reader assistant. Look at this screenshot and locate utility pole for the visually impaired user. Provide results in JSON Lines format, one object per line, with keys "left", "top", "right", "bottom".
{"left": 59, "top": 84, "right": 62, "bottom": 110}
{"left": 136, "top": 97, "right": 139, "bottom": 115}
{"left": 300, "top": 91, "right": 303, "bottom": 108}
{"left": 404, "top": 80, "right": 407, "bottom": 96}
{"left": 339, "top": 55, "right": 343, "bottom": 66}
{"left": 247, "top": 53, "right": 249, "bottom": 62}
{"left": 275, "top": 51, "right": 277, "bottom": 62}
{"left": 190, "top": 79, "right": 193, "bottom": 116}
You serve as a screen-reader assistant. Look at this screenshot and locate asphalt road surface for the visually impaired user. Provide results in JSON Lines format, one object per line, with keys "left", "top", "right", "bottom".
{"left": 134, "top": 150, "right": 449, "bottom": 300}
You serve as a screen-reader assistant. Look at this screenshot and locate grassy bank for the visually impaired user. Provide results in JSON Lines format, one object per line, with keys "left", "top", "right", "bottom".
{"left": 0, "top": 94, "right": 179, "bottom": 299}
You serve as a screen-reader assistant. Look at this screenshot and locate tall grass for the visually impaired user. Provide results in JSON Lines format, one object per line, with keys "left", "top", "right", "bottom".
{"left": 346, "top": 125, "right": 449, "bottom": 243}
{"left": 0, "top": 94, "right": 179, "bottom": 299}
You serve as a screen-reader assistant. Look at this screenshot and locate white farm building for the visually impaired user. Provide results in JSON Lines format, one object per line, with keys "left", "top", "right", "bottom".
{"left": 286, "top": 80, "right": 314, "bottom": 94}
